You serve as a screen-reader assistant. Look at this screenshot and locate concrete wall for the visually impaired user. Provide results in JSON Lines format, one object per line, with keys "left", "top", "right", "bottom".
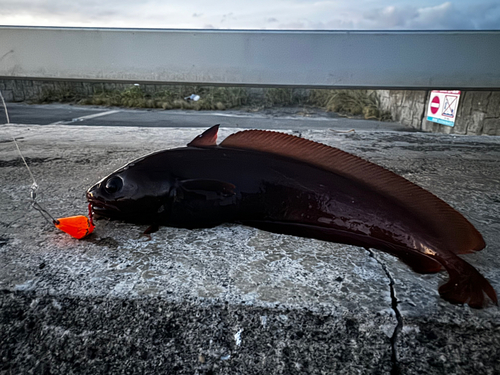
{"left": 3, "top": 28, "right": 500, "bottom": 90}
{"left": 377, "top": 90, "right": 428, "bottom": 131}
{"left": 378, "top": 90, "right": 500, "bottom": 136}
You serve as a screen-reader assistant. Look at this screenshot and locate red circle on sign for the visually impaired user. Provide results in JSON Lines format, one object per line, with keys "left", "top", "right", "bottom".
{"left": 430, "top": 96, "right": 440, "bottom": 114}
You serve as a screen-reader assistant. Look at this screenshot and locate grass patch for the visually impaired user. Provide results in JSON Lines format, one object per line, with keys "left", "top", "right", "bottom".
{"left": 37, "top": 87, "right": 84, "bottom": 103}
{"left": 309, "top": 89, "right": 392, "bottom": 121}
{"left": 78, "top": 85, "right": 250, "bottom": 111}
{"left": 264, "top": 88, "right": 309, "bottom": 107}
{"left": 35, "top": 83, "right": 391, "bottom": 121}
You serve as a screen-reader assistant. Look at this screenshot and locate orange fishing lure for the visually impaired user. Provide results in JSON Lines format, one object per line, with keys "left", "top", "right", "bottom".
{"left": 54, "top": 204, "right": 95, "bottom": 239}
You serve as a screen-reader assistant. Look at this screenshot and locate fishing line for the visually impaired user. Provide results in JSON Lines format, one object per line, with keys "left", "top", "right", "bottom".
{"left": 1, "top": 91, "right": 95, "bottom": 238}
{"left": 0, "top": 90, "right": 59, "bottom": 225}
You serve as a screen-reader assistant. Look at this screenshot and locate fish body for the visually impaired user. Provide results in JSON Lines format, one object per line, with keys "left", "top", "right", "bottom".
{"left": 87, "top": 126, "right": 497, "bottom": 308}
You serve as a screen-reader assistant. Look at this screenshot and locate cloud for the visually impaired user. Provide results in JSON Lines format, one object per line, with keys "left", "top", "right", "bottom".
{"left": 0, "top": 0, "right": 498, "bottom": 30}
{"left": 357, "top": 2, "right": 485, "bottom": 30}
{"left": 408, "top": 2, "right": 475, "bottom": 29}
{"left": 467, "top": 2, "right": 500, "bottom": 29}
{"left": 363, "top": 5, "right": 419, "bottom": 28}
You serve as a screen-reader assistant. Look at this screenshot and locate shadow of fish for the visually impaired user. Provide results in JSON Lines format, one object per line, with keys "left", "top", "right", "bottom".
{"left": 87, "top": 125, "right": 497, "bottom": 308}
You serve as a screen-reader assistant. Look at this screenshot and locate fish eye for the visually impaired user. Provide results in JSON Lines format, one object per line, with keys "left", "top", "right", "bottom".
{"left": 104, "top": 177, "right": 123, "bottom": 194}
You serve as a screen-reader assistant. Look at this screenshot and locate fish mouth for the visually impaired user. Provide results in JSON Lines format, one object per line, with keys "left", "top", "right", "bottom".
{"left": 86, "top": 192, "right": 122, "bottom": 219}
{"left": 88, "top": 202, "right": 123, "bottom": 220}
{"left": 88, "top": 201, "right": 118, "bottom": 218}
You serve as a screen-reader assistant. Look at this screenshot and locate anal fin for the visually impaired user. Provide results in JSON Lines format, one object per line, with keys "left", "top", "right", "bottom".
{"left": 240, "top": 219, "right": 441, "bottom": 271}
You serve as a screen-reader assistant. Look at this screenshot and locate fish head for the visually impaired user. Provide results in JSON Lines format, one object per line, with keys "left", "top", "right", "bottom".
{"left": 86, "top": 158, "right": 174, "bottom": 223}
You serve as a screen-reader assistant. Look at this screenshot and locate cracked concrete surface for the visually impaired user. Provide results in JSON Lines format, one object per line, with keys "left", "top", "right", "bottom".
{"left": 1, "top": 119, "right": 500, "bottom": 374}
{"left": 367, "top": 249, "right": 403, "bottom": 375}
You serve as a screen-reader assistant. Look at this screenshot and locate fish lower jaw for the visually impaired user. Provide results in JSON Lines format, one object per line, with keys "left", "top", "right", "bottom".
{"left": 88, "top": 200, "right": 121, "bottom": 217}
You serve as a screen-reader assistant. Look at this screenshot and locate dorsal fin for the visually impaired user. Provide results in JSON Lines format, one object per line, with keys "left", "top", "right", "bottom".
{"left": 220, "top": 130, "right": 485, "bottom": 254}
{"left": 188, "top": 125, "right": 219, "bottom": 147}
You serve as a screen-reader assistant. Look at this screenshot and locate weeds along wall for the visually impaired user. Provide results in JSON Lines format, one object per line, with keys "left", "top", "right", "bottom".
{"left": 0, "top": 80, "right": 309, "bottom": 111}
{"left": 0, "top": 79, "right": 391, "bottom": 121}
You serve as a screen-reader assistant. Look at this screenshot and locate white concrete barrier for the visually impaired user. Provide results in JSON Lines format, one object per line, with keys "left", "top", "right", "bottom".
{"left": 1, "top": 27, "right": 499, "bottom": 89}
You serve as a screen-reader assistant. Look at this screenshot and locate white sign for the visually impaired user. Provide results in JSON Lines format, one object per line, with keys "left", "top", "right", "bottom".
{"left": 426, "top": 90, "right": 461, "bottom": 127}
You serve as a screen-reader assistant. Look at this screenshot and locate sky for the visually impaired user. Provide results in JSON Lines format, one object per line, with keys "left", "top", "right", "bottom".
{"left": 0, "top": 0, "right": 499, "bottom": 30}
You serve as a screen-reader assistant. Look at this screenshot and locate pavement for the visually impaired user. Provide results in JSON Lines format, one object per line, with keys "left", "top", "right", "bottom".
{"left": 1, "top": 103, "right": 500, "bottom": 374}
{"left": 2, "top": 102, "right": 408, "bottom": 131}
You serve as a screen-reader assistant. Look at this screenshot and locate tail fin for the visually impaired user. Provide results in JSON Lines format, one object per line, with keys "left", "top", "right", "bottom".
{"left": 439, "top": 257, "right": 497, "bottom": 309}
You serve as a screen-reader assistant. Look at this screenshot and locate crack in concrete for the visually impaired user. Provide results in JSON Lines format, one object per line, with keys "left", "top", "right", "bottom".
{"left": 0, "top": 49, "right": 14, "bottom": 62}
{"left": 366, "top": 249, "right": 403, "bottom": 375}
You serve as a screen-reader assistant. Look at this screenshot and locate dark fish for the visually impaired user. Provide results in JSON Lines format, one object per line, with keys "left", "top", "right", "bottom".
{"left": 87, "top": 125, "right": 497, "bottom": 308}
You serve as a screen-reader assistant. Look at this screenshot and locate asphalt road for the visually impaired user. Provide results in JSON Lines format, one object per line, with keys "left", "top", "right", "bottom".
{"left": 3, "top": 102, "right": 408, "bottom": 131}
{"left": 1, "top": 104, "right": 499, "bottom": 374}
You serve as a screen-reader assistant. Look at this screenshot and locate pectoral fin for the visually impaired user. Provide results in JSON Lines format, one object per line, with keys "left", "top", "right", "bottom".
{"left": 170, "top": 179, "right": 238, "bottom": 228}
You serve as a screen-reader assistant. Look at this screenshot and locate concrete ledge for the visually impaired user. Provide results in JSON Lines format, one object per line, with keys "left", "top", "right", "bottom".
{"left": 1, "top": 291, "right": 394, "bottom": 374}
{"left": 2, "top": 28, "right": 500, "bottom": 89}
{"left": 1, "top": 125, "right": 499, "bottom": 373}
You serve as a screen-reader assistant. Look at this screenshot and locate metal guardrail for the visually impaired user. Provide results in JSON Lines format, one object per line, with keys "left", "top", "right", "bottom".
{"left": 1, "top": 26, "right": 499, "bottom": 89}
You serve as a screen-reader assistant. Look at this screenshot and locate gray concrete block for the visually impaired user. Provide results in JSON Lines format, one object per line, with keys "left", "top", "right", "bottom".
{"left": 458, "top": 91, "right": 474, "bottom": 117}
{"left": 483, "top": 118, "right": 500, "bottom": 136}
{"left": 486, "top": 92, "right": 500, "bottom": 117}
{"left": 470, "top": 91, "right": 491, "bottom": 113}
{"left": 12, "top": 82, "right": 25, "bottom": 102}
{"left": 1, "top": 89, "right": 13, "bottom": 102}
{"left": 452, "top": 112, "right": 469, "bottom": 135}
{"left": 376, "top": 90, "right": 426, "bottom": 131}
{"left": 3, "top": 79, "right": 17, "bottom": 90}
{"left": 465, "top": 111, "right": 486, "bottom": 135}
{"left": 421, "top": 119, "right": 452, "bottom": 134}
